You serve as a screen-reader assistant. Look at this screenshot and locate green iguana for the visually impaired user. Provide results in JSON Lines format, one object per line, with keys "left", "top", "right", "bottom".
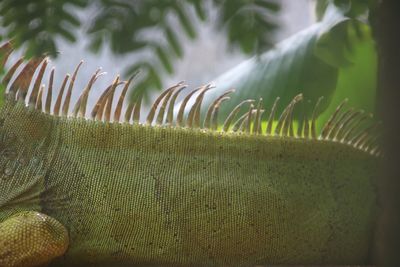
{"left": 0, "top": 42, "right": 380, "bottom": 267}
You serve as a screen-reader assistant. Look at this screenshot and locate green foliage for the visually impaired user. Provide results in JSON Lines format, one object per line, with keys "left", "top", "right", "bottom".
{"left": 317, "top": 21, "right": 377, "bottom": 127}
{"left": 214, "top": 0, "right": 279, "bottom": 53}
{"left": 88, "top": 0, "right": 280, "bottom": 101}
{"left": 0, "top": 0, "right": 88, "bottom": 57}
{"left": 0, "top": 0, "right": 280, "bottom": 101}
{"left": 199, "top": 2, "right": 377, "bottom": 128}
{"left": 316, "top": 0, "right": 377, "bottom": 21}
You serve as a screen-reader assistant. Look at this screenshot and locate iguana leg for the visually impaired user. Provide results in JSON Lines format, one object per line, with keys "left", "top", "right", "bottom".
{"left": 0, "top": 211, "right": 68, "bottom": 267}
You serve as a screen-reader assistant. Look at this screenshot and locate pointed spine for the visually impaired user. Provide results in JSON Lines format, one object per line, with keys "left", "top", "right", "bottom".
{"left": 187, "top": 85, "right": 212, "bottom": 128}
{"left": 204, "top": 89, "right": 234, "bottom": 129}
{"left": 320, "top": 99, "right": 348, "bottom": 139}
{"left": 114, "top": 73, "right": 138, "bottom": 123}
{"left": 222, "top": 100, "right": 254, "bottom": 132}
{"left": 2, "top": 57, "right": 23, "bottom": 89}
{"left": 266, "top": 97, "right": 280, "bottom": 135}
{"left": 35, "top": 84, "right": 45, "bottom": 111}
{"left": 62, "top": 61, "right": 83, "bottom": 116}
{"left": 53, "top": 74, "right": 70, "bottom": 116}
{"left": 176, "top": 87, "right": 202, "bottom": 127}
{"left": 29, "top": 58, "right": 48, "bottom": 106}
{"left": 166, "top": 85, "right": 186, "bottom": 125}
{"left": 211, "top": 97, "right": 230, "bottom": 131}
{"left": 104, "top": 76, "right": 121, "bottom": 122}
{"left": 73, "top": 69, "right": 105, "bottom": 118}
{"left": 45, "top": 68, "right": 55, "bottom": 114}
{"left": 156, "top": 82, "right": 184, "bottom": 125}
{"left": 146, "top": 84, "right": 179, "bottom": 125}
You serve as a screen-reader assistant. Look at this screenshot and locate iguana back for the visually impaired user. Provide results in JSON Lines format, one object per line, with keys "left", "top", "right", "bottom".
{"left": 0, "top": 44, "right": 379, "bottom": 266}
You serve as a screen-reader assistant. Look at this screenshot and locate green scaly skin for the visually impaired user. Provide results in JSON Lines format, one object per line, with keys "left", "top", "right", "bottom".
{"left": 0, "top": 48, "right": 379, "bottom": 266}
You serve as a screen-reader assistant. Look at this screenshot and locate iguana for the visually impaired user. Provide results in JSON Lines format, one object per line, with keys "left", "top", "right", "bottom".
{"left": 0, "top": 42, "right": 380, "bottom": 267}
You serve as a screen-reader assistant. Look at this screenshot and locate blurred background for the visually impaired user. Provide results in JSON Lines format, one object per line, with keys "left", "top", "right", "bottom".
{"left": 1, "top": 0, "right": 317, "bottom": 108}
{"left": 50, "top": 0, "right": 315, "bottom": 100}
{"left": 2, "top": 1, "right": 400, "bottom": 265}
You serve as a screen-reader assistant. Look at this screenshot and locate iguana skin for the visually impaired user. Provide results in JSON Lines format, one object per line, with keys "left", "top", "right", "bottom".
{"left": 0, "top": 47, "right": 379, "bottom": 266}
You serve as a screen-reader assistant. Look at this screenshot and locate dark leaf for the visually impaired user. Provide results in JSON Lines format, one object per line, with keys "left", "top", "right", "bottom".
{"left": 165, "top": 26, "right": 183, "bottom": 58}
{"left": 155, "top": 45, "right": 174, "bottom": 74}
{"left": 254, "top": 0, "right": 280, "bottom": 12}
{"left": 190, "top": 0, "right": 207, "bottom": 21}
{"left": 173, "top": 4, "right": 197, "bottom": 39}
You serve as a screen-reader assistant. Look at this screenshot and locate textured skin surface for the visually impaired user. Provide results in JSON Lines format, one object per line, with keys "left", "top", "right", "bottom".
{"left": 0, "top": 211, "right": 68, "bottom": 267}
{"left": 0, "top": 99, "right": 379, "bottom": 267}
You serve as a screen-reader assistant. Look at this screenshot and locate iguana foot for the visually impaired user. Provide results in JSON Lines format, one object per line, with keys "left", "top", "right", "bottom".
{"left": 0, "top": 211, "right": 68, "bottom": 267}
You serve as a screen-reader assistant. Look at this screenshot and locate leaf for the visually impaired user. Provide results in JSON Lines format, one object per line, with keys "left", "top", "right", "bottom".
{"left": 215, "top": 0, "right": 280, "bottom": 54}
{"left": 197, "top": 21, "right": 337, "bottom": 119}
{"left": 88, "top": 35, "right": 104, "bottom": 53}
{"left": 317, "top": 0, "right": 372, "bottom": 20}
{"left": 155, "top": 45, "right": 173, "bottom": 74}
{"left": 317, "top": 21, "right": 377, "bottom": 128}
{"left": 189, "top": 0, "right": 207, "bottom": 21}
{"left": 314, "top": 19, "right": 356, "bottom": 68}
{"left": 60, "top": 9, "right": 81, "bottom": 27}
{"left": 315, "top": 0, "right": 330, "bottom": 21}
{"left": 0, "top": 0, "right": 85, "bottom": 57}
{"left": 173, "top": 4, "right": 196, "bottom": 39}
{"left": 333, "top": 0, "right": 369, "bottom": 17}
{"left": 195, "top": 3, "right": 376, "bottom": 125}
{"left": 56, "top": 25, "right": 77, "bottom": 43}
{"left": 254, "top": 0, "right": 280, "bottom": 12}
{"left": 165, "top": 26, "right": 183, "bottom": 58}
